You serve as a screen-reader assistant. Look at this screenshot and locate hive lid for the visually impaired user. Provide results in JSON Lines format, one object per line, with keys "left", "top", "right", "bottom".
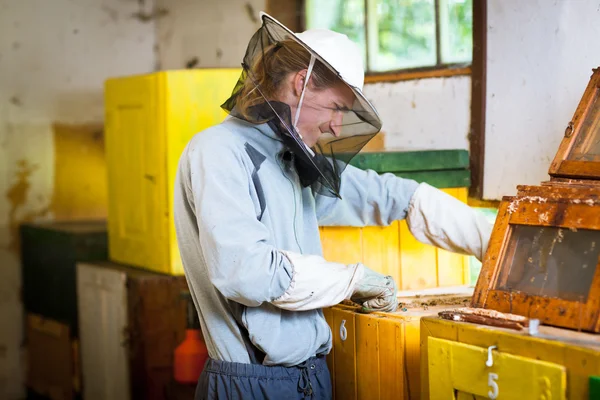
{"left": 549, "top": 67, "right": 600, "bottom": 180}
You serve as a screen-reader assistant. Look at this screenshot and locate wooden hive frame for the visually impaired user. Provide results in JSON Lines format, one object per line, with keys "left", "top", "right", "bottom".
{"left": 472, "top": 66, "right": 600, "bottom": 332}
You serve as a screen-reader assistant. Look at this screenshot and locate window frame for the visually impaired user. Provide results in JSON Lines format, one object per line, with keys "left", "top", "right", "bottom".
{"left": 302, "top": 0, "right": 474, "bottom": 82}
{"left": 291, "top": 0, "right": 488, "bottom": 199}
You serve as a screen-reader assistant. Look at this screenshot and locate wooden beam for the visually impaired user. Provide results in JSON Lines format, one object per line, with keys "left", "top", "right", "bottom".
{"left": 364, "top": 66, "right": 471, "bottom": 84}
{"left": 266, "top": 0, "right": 302, "bottom": 31}
{"left": 469, "top": 0, "right": 487, "bottom": 198}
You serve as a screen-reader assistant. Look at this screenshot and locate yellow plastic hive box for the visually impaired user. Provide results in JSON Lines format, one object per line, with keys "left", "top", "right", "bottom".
{"left": 105, "top": 69, "right": 241, "bottom": 275}
{"left": 420, "top": 316, "right": 600, "bottom": 400}
{"left": 320, "top": 150, "right": 472, "bottom": 290}
{"left": 324, "top": 287, "right": 472, "bottom": 400}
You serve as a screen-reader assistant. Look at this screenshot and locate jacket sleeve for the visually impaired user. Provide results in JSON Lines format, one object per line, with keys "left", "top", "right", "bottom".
{"left": 181, "top": 132, "right": 363, "bottom": 311}
{"left": 182, "top": 132, "right": 293, "bottom": 307}
{"left": 315, "top": 164, "right": 420, "bottom": 227}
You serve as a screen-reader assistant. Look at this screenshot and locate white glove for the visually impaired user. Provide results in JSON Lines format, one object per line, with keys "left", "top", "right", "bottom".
{"left": 406, "top": 183, "right": 493, "bottom": 261}
{"left": 271, "top": 252, "right": 397, "bottom": 313}
{"left": 351, "top": 267, "right": 398, "bottom": 313}
{"left": 272, "top": 251, "right": 365, "bottom": 311}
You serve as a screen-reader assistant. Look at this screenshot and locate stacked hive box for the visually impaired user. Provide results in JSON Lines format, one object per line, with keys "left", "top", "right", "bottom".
{"left": 420, "top": 316, "right": 600, "bottom": 399}
{"left": 325, "top": 289, "right": 472, "bottom": 400}
{"left": 20, "top": 221, "right": 108, "bottom": 400}
{"left": 104, "top": 68, "right": 242, "bottom": 275}
{"left": 76, "top": 262, "right": 188, "bottom": 400}
{"left": 19, "top": 221, "right": 190, "bottom": 400}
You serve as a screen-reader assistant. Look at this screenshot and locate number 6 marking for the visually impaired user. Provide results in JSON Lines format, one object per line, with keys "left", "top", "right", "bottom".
{"left": 488, "top": 372, "right": 499, "bottom": 399}
{"left": 339, "top": 319, "right": 347, "bottom": 341}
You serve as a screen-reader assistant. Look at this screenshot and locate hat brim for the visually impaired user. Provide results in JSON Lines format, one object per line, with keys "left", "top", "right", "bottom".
{"left": 259, "top": 12, "right": 381, "bottom": 131}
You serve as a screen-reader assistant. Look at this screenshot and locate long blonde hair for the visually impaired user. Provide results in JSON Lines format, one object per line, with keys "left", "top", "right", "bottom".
{"left": 236, "top": 39, "right": 342, "bottom": 121}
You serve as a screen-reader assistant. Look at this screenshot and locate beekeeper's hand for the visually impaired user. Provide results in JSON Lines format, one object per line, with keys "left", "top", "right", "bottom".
{"left": 351, "top": 267, "right": 398, "bottom": 313}
{"left": 271, "top": 252, "right": 398, "bottom": 312}
{"left": 406, "top": 183, "right": 493, "bottom": 261}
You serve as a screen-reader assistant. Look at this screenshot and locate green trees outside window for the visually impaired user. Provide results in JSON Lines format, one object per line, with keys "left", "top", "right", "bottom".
{"left": 306, "top": 0, "right": 472, "bottom": 73}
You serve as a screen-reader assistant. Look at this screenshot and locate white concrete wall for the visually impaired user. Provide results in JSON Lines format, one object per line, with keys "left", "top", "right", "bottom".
{"left": 364, "top": 76, "right": 471, "bottom": 151}
{"left": 0, "top": 1, "right": 156, "bottom": 397}
{"left": 484, "top": 0, "right": 600, "bottom": 199}
{"left": 156, "top": 0, "right": 265, "bottom": 69}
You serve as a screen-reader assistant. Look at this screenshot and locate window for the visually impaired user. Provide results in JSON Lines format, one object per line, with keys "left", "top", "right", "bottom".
{"left": 305, "top": 0, "right": 473, "bottom": 74}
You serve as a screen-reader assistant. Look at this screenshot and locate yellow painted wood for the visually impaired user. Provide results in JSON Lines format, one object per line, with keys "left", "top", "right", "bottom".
{"left": 105, "top": 69, "right": 241, "bottom": 275}
{"left": 164, "top": 70, "right": 241, "bottom": 271}
{"left": 428, "top": 337, "right": 566, "bottom": 400}
{"left": 362, "top": 222, "right": 401, "bottom": 287}
{"left": 52, "top": 123, "right": 108, "bottom": 220}
{"left": 398, "top": 220, "right": 437, "bottom": 290}
{"left": 328, "top": 301, "right": 469, "bottom": 400}
{"left": 332, "top": 308, "right": 357, "bottom": 399}
{"left": 320, "top": 227, "right": 363, "bottom": 265}
{"left": 436, "top": 247, "right": 467, "bottom": 287}
{"left": 355, "top": 314, "right": 381, "bottom": 399}
{"left": 320, "top": 187, "right": 470, "bottom": 291}
{"left": 377, "top": 316, "right": 405, "bottom": 400}
{"left": 322, "top": 307, "right": 336, "bottom": 399}
{"left": 403, "top": 316, "right": 422, "bottom": 399}
{"left": 353, "top": 312, "right": 409, "bottom": 400}
{"left": 564, "top": 347, "right": 600, "bottom": 398}
{"left": 421, "top": 317, "right": 600, "bottom": 400}
{"left": 106, "top": 74, "right": 168, "bottom": 273}
{"left": 420, "top": 318, "right": 458, "bottom": 400}
{"left": 456, "top": 392, "right": 486, "bottom": 400}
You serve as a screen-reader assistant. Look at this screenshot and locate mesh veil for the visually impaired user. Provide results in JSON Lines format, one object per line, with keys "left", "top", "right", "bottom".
{"left": 221, "top": 14, "right": 382, "bottom": 198}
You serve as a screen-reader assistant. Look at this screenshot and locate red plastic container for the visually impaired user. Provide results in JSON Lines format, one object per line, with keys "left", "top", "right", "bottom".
{"left": 174, "top": 329, "right": 209, "bottom": 384}
{"left": 174, "top": 292, "right": 209, "bottom": 384}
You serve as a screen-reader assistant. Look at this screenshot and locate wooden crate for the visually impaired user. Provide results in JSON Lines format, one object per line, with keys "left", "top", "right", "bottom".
{"left": 77, "top": 261, "right": 189, "bottom": 400}
{"left": 105, "top": 69, "right": 242, "bottom": 275}
{"left": 420, "top": 316, "right": 600, "bottom": 399}
{"left": 20, "top": 221, "right": 108, "bottom": 400}
{"left": 21, "top": 221, "right": 108, "bottom": 335}
{"left": 26, "top": 314, "right": 77, "bottom": 400}
{"left": 325, "top": 287, "right": 472, "bottom": 400}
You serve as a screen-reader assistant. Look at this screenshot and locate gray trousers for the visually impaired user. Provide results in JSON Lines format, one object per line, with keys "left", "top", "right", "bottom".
{"left": 195, "top": 355, "right": 332, "bottom": 399}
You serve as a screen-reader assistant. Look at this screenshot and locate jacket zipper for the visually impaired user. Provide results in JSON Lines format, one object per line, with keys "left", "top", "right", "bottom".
{"left": 278, "top": 154, "right": 303, "bottom": 253}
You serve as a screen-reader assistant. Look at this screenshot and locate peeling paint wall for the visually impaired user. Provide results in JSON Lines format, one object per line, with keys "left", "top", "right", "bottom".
{"left": 484, "top": 0, "right": 600, "bottom": 200}
{"left": 155, "top": 0, "right": 265, "bottom": 70}
{"left": 0, "top": 0, "right": 156, "bottom": 397}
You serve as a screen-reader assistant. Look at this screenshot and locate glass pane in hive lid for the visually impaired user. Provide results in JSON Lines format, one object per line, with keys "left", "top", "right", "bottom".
{"left": 495, "top": 225, "right": 600, "bottom": 302}
{"left": 568, "top": 91, "right": 600, "bottom": 162}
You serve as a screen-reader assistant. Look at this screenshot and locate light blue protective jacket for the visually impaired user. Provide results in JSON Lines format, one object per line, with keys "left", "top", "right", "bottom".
{"left": 174, "top": 116, "right": 419, "bottom": 366}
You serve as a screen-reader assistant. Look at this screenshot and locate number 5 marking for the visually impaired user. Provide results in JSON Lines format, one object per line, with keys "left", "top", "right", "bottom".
{"left": 488, "top": 372, "right": 499, "bottom": 399}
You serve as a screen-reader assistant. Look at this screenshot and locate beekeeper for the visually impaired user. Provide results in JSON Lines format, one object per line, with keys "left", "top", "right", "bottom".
{"left": 174, "top": 12, "right": 492, "bottom": 400}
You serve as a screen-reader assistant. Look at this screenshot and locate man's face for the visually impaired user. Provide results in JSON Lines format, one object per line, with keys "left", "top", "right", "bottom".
{"left": 294, "top": 82, "right": 355, "bottom": 147}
